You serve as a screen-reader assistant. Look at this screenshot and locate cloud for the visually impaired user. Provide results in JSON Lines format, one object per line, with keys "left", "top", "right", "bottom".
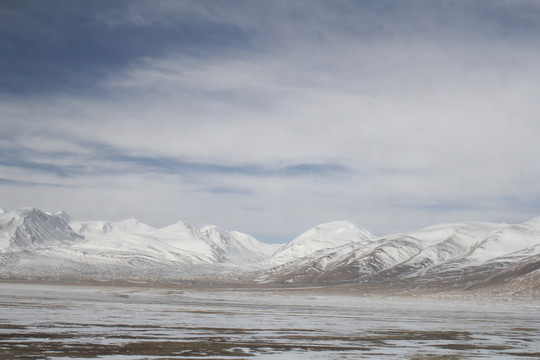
{"left": 193, "top": 186, "right": 254, "bottom": 196}
{"left": 1, "top": 132, "right": 353, "bottom": 180}
{"left": 0, "top": 1, "right": 251, "bottom": 96}
{"left": 1, "top": 1, "right": 540, "bottom": 239}
{"left": 0, "top": 177, "right": 63, "bottom": 187}
{"left": 392, "top": 202, "right": 480, "bottom": 212}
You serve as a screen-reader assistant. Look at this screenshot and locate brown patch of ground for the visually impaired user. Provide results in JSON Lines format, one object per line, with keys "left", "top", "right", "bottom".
{"left": 1, "top": 326, "right": 534, "bottom": 359}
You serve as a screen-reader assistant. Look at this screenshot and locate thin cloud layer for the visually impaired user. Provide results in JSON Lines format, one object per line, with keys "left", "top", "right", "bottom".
{"left": 1, "top": 1, "right": 540, "bottom": 241}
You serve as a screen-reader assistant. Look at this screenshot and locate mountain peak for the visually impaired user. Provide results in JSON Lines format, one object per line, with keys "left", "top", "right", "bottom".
{"left": 312, "top": 221, "right": 374, "bottom": 238}
{"left": 522, "top": 216, "right": 540, "bottom": 229}
{"left": 11, "top": 207, "right": 42, "bottom": 217}
{"left": 54, "top": 210, "right": 71, "bottom": 223}
{"left": 270, "top": 221, "right": 375, "bottom": 263}
{"left": 161, "top": 220, "right": 198, "bottom": 234}
{"left": 0, "top": 207, "right": 82, "bottom": 250}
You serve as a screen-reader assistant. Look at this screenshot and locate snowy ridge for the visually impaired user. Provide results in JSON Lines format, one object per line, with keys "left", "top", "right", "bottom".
{"left": 0, "top": 208, "right": 82, "bottom": 250}
{"left": 200, "top": 225, "right": 279, "bottom": 263}
{"left": 0, "top": 207, "right": 539, "bottom": 293}
{"left": 267, "top": 221, "right": 375, "bottom": 266}
{"left": 0, "top": 208, "right": 277, "bottom": 280}
{"left": 256, "top": 220, "right": 540, "bottom": 287}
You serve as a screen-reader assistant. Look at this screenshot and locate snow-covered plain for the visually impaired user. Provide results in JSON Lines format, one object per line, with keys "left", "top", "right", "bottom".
{"left": 0, "top": 282, "right": 539, "bottom": 359}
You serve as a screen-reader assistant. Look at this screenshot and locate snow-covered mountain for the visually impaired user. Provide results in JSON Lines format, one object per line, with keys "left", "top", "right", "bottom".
{"left": 0, "top": 208, "right": 82, "bottom": 250}
{"left": 267, "top": 221, "right": 375, "bottom": 266}
{"left": 1, "top": 207, "right": 539, "bottom": 294}
{"left": 0, "top": 208, "right": 278, "bottom": 280}
{"left": 256, "top": 218, "right": 540, "bottom": 291}
{"left": 200, "top": 225, "right": 279, "bottom": 263}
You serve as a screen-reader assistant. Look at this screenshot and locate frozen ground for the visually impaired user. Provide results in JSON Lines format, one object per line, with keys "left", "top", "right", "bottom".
{"left": 0, "top": 282, "right": 539, "bottom": 359}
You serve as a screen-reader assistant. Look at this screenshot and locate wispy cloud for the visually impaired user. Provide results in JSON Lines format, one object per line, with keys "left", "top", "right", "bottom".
{"left": 106, "top": 152, "right": 352, "bottom": 178}
{"left": 0, "top": 177, "right": 64, "bottom": 187}
{"left": 1, "top": 135, "right": 353, "bottom": 180}
{"left": 193, "top": 186, "right": 254, "bottom": 196}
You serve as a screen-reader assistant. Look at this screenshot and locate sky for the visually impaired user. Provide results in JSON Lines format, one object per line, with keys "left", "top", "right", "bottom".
{"left": 2, "top": 0, "right": 540, "bottom": 243}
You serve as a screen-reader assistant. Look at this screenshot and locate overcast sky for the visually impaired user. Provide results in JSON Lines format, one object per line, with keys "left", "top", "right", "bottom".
{"left": 2, "top": 1, "right": 540, "bottom": 242}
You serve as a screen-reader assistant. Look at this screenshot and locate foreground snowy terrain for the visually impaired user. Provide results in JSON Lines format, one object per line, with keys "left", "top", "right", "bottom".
{"left": 0, "top": 207, "right": 539, "bottom": 295}
{"left": 0, "top": 282, "right": 538, "bottom": 359}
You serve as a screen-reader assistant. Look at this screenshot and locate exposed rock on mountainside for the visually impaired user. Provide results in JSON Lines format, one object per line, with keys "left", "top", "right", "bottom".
{"left": 0, "top": 208, "right": 82, "bottom": 250}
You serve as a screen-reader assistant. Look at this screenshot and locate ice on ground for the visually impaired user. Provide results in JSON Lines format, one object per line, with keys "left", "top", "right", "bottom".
{"left": 0, "top": 282, "right": 538, "bottom": 360}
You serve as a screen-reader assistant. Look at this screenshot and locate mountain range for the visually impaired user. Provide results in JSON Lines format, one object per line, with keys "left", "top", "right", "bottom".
{"left": 1, "top": 207, "right": 539, "bottom": 295}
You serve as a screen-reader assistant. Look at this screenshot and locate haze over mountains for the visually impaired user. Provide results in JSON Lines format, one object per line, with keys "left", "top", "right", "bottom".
{"left": 1, "top": 208, "right": 539, "bottom": 295}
